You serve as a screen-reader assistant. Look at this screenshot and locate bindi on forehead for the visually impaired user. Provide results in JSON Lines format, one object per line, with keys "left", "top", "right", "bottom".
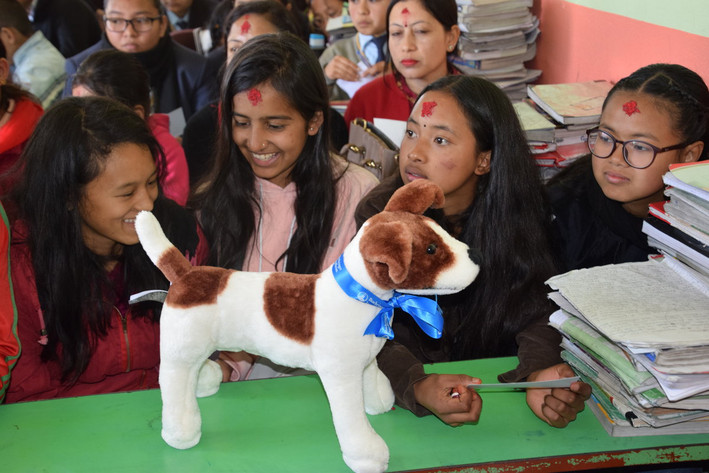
{"left": 623, "top": 100, "right": 640, "bottom": 116}
{"left": 421, "top": 101, "right": 437, "bottom": 118}
{"left": 247, "top": 88, "right": 262, "bottom": 106}
{"left": 401, "top": 7, "right": 410, "bottom": 27}
{"left": 240, "top": 15, "right": 251, "bottom": 34}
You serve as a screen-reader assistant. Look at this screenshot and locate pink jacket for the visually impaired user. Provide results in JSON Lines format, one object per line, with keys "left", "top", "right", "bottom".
{"left": 148, "top": 114, "right": 190, "bottom": 206}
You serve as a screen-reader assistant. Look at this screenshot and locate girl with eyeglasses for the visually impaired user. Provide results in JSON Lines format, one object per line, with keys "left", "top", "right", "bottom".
{"left": 547, "top": 63, "right": 709, "bottom": 272}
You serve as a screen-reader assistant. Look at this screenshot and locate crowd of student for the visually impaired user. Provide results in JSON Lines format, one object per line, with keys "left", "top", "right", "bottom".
{"left": 0, "top": 0, "right": 707, "bottom": 439}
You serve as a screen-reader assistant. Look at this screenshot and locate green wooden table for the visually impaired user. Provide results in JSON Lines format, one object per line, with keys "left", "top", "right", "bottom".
{"left": 2, "top": 357, "right": 708, "bottom": 472}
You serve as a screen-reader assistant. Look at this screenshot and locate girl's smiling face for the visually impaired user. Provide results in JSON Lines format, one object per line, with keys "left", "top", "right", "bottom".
{"left": 399, "top": 90, "right": 490, "bottom": 216}
{"left": 231, "top": 81, "right": 323, "bottom": 188}
{"left": 79, "top": 142, "right": 158, "bottom": 258}
{"left": 592, "top": 91, "right": 703, "bottom": 217}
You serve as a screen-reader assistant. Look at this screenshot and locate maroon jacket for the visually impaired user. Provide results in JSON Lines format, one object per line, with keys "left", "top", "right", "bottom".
{"left": 4, "top": 220, "right": 208, "bottom": 403}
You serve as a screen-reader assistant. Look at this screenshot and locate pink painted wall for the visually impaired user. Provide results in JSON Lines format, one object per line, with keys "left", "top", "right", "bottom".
{"left": 528, "top": 0, "right": 709, "bottom": 84}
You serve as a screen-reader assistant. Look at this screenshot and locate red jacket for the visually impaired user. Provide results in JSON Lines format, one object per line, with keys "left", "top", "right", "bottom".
{"left": 344, "top": 67, "right": 463, "bottom": 128}
{"left": 0, "top": 204, "right": 19, "bottom": 403}
{"left": 4, "top": 220, "right": 208, "bottom": 403}
{"left": 344, "top": 73, "right": 414, "bottom": 126}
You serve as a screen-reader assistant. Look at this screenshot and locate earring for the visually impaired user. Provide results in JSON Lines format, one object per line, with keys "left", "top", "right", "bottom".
{"left": 447, "top": 45, "right": 454, "bottom": 52}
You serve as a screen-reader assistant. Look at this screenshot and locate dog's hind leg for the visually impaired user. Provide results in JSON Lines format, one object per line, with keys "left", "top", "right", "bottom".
{"left": 159, "top": 360, "right": 203, "bottom": 449}
{"left": 362, "top": 359, "right": 395, "bottom": 415}
{"left": 195, "top": 359, "right": 222, "bottom": 398}
{"left": 319, "top": 369, "right": 389, "bottom": 473}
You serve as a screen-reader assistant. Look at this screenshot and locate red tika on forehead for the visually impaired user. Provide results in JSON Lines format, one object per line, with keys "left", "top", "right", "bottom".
{"left": 240, "top": 16, "right": 251, "bottom": 35}
{"left": 401, "top": 7, "right": 410, "bottom": 26}
{"left": 623, "top": 100, "right": 640, "bottom": 116}
{"left": 247, "top": 88, "right": 262, "bottom": 106}
{"left": 421, "top": 101, "right": 437, "bottom": 118}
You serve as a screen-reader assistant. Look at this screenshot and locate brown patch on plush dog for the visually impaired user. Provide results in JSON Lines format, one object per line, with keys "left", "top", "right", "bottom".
{"left": 166, "top": 266, "right": 233, "bottom": 308}
{"left": 383, "top": 180, "right": 444, "bottom": 214}
{"left": 360, "top": 211, "right": 454, "bottom": 290}
{"left": 157, "top": 247, "right": 195, "bottom": 283}
{"left": 264, "top": 273, "right": 319, "bottom": 344}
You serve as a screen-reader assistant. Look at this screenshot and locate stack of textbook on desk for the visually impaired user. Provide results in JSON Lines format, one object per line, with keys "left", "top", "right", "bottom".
{"left": 644, "top": 161, "right": 709, "bottom": 277}
{"left": 546, "top": 258, "right": 709, "bottom": 436}
{"left": 454, "top": 0, "right": 540, "bottom": 101}
{"left": 523, "top": 80, "right": 612, "bottom": 177}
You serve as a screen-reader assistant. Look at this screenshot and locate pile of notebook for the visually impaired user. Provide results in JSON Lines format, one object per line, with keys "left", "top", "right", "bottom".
{"left": 454, "top": 0, "right": 541, "bottom": 101}
{"left": 520, "top": 80, "right": 613, "bottom": 176}
{"left": 644, "top": 161, "right": 709, "bottom": 277}
{"left": 546, "top": 255, "right": 709, "bottom": 437}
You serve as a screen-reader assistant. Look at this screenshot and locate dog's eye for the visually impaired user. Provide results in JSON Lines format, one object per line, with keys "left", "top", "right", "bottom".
{"left": 426, "top": 244, "right": 437, "bottom": 254}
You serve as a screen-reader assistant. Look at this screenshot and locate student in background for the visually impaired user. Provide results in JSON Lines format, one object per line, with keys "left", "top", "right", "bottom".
{"left": 16, "top": 0, "right": 102, "bottom": 59}
{"left": 344, "top": 0, "right": 460, "bottom": 126}
{"left": 233, "top": 0, "right": 310, "bottom": 42}
{"left": 192, "top": 32, "right": 378, "bottom": 381}
{"left": 4, "top": 96, "right": 208, "bottom": 403}
{"left": 308, "top": 0, "right": 345, "bottom": 41}
{"left": 0, "top": 0, "right": 65, "bottom": 108}
{"left": 547, "top": 63, "right": 709, "bottom": 272}
{"left": 355, "top": 75, "right": 591, "bottom": 428}
{"left": 318, "top": 0, "right": 388, "bottom": 101}
{"left": 64, "top": 0, "right": 217, "bottom": 123}
{"left": 0, "top": 45, "right": 42, "bottom": 200}
{"left": 161, "top": 0, "right": 219, "bottom": 30}
{"left": 0, "top": 200, "right": 18, "bottom": 403}
{"left": 71, "top": 49, "right": 190, "bottom": 206}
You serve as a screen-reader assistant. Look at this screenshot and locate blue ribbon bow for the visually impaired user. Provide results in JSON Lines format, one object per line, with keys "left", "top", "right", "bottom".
{"left": 332, "top": 255, "right": 444, "bottom": 340}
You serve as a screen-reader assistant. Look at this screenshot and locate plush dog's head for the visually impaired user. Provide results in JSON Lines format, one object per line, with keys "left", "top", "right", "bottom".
{"left": 357, "top": 180, "right": 480, "bottom": 295}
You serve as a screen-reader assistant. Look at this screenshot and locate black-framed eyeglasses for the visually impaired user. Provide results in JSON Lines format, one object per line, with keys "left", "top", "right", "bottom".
{"left": 103, "top": 15, "right": 162, "bottom": 33}
{"left": 584, "top": 127, "right": 687, "bottom": 169}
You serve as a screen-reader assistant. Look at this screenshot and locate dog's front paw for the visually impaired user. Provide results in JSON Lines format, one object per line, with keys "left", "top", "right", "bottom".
{"left": 342, "top": 433, "right": 389, "bottom": 473}
{"left": 162, "top": 426, "right": 201, "bottom": 450}
{"left": 196, "top": 359, "right": 222, "bottom": 398}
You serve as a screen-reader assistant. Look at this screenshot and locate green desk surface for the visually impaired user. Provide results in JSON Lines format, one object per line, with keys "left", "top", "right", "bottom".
{"left": 1, "top": 357, "right": 708, "bottom": 472}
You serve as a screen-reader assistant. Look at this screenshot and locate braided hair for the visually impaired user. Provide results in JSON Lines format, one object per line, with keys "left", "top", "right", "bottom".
{"left": 604, "top": 63, "right": 709, "bottom": 160}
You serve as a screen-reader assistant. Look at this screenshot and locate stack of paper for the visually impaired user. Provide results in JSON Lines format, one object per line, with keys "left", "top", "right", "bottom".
{"left": 521, "top": 80, "right": 612, "bottom": 177}
{"left": 454, "top": 0, "right": 541, "bottom": 101}
{"left": 513, "top": 101, "right": 555, "bottom": 151}
{"left": 526, "top": 80, "right": 613, "bottom": 126}
{"left": 644, "top": 161, "right": 709, "bottom": 277}
{"left": 546, "top": 258, "right": 709, "bottom": 436}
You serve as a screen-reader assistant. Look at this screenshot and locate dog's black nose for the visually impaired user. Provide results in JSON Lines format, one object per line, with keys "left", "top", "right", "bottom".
{"left": 468, "top": 247, "right": 482, "bottom": 265}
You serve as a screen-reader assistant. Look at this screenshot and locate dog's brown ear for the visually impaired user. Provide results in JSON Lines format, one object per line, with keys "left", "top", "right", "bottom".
{"left": 360, "top": 221, "right": 412, "bottom": 285}
{"left": 384, "top": 180, "right": 444, "bottom": 214}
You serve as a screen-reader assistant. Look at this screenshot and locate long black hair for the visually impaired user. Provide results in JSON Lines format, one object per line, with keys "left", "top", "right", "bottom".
{"left": 193, "top": 32, "right": 338, "bottom": 274}
{"left": 72, "top": 49, "right": 152, "bottom": 117}
{"left": 414, "top": 75, "right": 558, "bottom": 359}
{"left": 13, "top": 96, "right": 198, "bottom": 382}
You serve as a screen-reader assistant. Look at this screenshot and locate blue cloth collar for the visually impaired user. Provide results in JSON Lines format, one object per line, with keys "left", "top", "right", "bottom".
{"left": 332, "top": 255, "right": 443, "bottom": 340}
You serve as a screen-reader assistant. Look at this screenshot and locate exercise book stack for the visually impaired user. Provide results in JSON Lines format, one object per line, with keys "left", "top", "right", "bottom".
{"left": 525, "top": 80, "right": 613, "bottom": 176}
{"left": 546, "top": 257, "right": 709, "bottom": 437}
{"left": 644, "top": 161, "right": 709, "bottom": 277}
{"left": 454, "top": 0, "right": 541, "bottom": 101}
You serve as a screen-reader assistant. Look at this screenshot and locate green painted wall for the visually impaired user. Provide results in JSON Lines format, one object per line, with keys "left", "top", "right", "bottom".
{"left": 566, "top": 0, "right": 709, "bottom": 37}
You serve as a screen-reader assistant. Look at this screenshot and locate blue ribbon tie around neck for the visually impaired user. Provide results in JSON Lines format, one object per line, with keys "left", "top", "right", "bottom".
{"left": 332, "top": 255, "right": 444, "bottom": 340}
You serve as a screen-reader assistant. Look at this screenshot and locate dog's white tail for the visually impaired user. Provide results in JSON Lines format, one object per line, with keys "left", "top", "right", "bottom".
{"left": 135, "top": 211, "right": 192, "bottom": 283}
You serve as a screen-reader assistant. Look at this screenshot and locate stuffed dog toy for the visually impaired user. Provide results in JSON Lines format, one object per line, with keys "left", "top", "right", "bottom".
{"left": 135, "top": 180, "right": 480, "bottom": 473}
